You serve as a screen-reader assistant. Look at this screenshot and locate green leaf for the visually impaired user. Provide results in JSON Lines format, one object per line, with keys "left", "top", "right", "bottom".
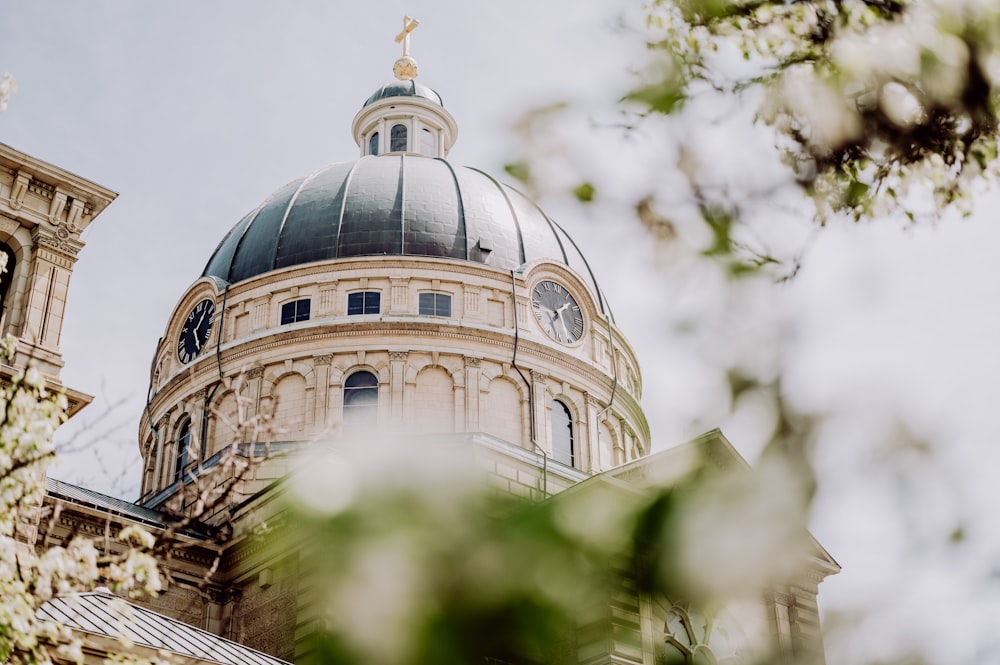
{"left": 624, "top": 79, "right": 687, "bottom": 115}
{"left": 844, "top": 180, "right": 869, "bottom": 207}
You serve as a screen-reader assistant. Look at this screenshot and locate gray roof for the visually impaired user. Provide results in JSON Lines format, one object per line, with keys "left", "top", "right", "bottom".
{"left": 38, "top": 590, "right": 291, "bottom": 665}
{"left": 363, "top": 79, "right": 443, "bottom": 107}
{"left": 46, "top": 477, "right": 212, "bottom": 539}
{"left": 46, "top": 477, "right": 168, "bottom": 528}
{"left": 201, "top": 155, "right": 608, "bottom": 312}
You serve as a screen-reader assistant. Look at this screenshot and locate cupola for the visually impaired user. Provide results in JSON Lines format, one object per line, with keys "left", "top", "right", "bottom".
{"left": 350, "top": 16, "right": 458, "bottom": 158}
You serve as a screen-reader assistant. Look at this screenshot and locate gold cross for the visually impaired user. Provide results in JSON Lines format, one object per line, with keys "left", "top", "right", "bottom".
{"left": 394, "top": 16, "right": 419, "bottom": 57}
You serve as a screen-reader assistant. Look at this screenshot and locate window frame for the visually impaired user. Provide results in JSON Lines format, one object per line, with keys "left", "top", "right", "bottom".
{"left": 390, "top": 123, "right": 408, "bottom": 152}
{"left": 173, "top": 419, "right": 192, "bottom": 483}
{"left": 343, "top": 370, "right": 379, "bottom": 432}
{"left": 368, "top": 131, "right": 380, "bottom": 156}
{"left": 418, "top": 292, "right": 452, "bottom": 317}
{"left": 551, "top": 399, "right": 575, "bottom": 468}
{"left": 280, "top": 298, "right": 311, "bottom": 325}
{"left": 347, "top": 291, "right": 381, "bottom": 316}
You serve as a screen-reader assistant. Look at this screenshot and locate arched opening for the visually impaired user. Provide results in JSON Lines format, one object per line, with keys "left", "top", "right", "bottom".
{"left": 0, "top": 242, "right": 16, "bottom": 322}
{"left": 390, "top": 123, "right": 408, "bottom": 152}
{"left": 343, "top": 371, "right": 378, "bottom": 434}
{"left": 551, "top": 399, "right": 574, "bottom": 467}
{"left": 173, "top": 419, "right": 192, "bottom": 483}
{"left": 368, "top": 132, "right": 379, "bottom": 156}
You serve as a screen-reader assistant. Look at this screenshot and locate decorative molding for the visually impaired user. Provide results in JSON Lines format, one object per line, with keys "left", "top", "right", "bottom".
{"left": 247, "top": 366, "right": 265, "bottom": 379}
{"left": 313, "top": 354, "right": 333, "bottom": 365}
{"left": 530, "top": 370, "right": 548, "bottom": 384}
{"left": 464, "top": 356, "right": 481, "bottom": 368}
{"left": 8, "top": 171, "right": 29, "bottom": 210}
{"left": 33, "top": 234, "right": 79, "bottom": 262}
{"left": 66, "top": 199, "right": 85, "bottom": 231}
{"left": 47, "top": 188, "right": 67, "bottom": 223}
{"left": 389, "top": 351, "right": 408, "bottom": 362}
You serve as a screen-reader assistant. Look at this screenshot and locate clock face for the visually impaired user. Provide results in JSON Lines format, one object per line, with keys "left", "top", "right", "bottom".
{"left": 177, "top": 298, "right": 215, "bottom": 364}
{"left": 531, "top": 280, "right": 584, "bottom": 344}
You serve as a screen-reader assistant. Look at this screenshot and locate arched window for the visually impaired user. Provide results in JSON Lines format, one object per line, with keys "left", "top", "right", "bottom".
{"left": 369, "top": 132, "right": 379, "bottom": 156}
{"left": 661, "top": 604, "right": 746, "bottom": 665}
{"left": 551, "top": 399, "right": 575, "bottom": 467}
{"left": 343, "top": 371, "right": 378, "bottom": 433}
{"left": 390, "top": 123, "right": 408, "bottom": 152}
{"left": 173, "top": 420, "right": 191, "bottom": 483}
{"left": 0, "top": 242, "right": 16, "bottom": 317}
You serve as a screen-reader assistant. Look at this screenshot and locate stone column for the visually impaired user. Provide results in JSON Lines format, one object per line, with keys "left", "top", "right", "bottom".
{"left": 464, "top": 357, "right": 481, "bottom": 432}
{"left": 313, "top": 354, "right": 333, "bottom": 432}
{"left": 246, "top": 366, "right": 265, "bottom": 442}
{"left": 190, "top": 388, "right": 207, "bottom": 463}
{"left": 389, "top": 351, "right": 408, "bottom": 423}
{"left": 531, "top": 370, "right": 548, "bottom": 453}
{"left": 583, "top": 392, "right": 601, "bottom": 472}
{"left": 20, "top": 231, "right": 78, "bottom": 376}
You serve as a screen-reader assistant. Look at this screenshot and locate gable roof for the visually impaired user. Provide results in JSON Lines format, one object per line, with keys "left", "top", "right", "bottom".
{"left": 38, "top": 589, "right": 290, "bottom": 665}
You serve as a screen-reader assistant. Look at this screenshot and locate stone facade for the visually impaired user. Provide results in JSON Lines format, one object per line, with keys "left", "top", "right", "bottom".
{"left": 0, "top": 144, "right": 116, "bottom": 415}
{"left": 138, "top": 256, "right": 648, "bottom": 506}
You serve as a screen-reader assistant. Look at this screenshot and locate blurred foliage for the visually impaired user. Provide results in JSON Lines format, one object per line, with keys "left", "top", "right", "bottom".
{"left": 277, "top": 441, "right": 814, "bottom": 665}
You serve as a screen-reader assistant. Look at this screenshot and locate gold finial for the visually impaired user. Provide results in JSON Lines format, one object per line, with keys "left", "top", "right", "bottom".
{"left": 393, "top": 16, "right": 420, "bottom": 81}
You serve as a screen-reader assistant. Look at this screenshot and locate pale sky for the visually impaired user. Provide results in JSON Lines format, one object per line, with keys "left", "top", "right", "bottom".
{"left": 2, "top": 3, "right": 1000, "bottom": 664}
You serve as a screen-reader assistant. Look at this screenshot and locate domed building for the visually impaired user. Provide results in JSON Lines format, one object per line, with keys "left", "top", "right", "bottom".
{"left": 10, "top": 22, "right": 838, "bottom": 665}
{"left": 136, "top": 51, "right": 648, "bottom": 509}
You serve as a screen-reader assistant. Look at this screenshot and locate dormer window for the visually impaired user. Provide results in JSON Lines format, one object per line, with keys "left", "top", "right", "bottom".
{"left": 369, "top": 132, "right": 380, "bottom": 156}
{"left": 390, "top": 124, "right": 408, "bottom": 152}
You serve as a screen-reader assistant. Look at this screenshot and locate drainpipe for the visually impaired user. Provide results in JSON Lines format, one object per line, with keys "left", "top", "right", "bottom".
{"left": 510, "top": 270, "right": 547, "bottom": 496}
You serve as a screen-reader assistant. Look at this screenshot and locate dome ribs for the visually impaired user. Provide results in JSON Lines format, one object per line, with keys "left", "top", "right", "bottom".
{"left": 467, "top": 167, "right": 526, "bottom": 267}
{"left": 402, "top": 157, "right": 465, "bottom": 260}
{"left": 227, "top": 177, "right": 305, "bottom": 284}
{"left": 202, "top": 159, "right": 604, "bottom": 297}
{"left": 437, "top": 158, "right": 469, "bottom": 261}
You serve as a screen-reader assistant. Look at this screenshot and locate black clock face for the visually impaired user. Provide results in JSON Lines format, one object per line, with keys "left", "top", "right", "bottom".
{"left": 531, "top": 280, "right": 584, "bottom": 344}
{"left": 177, "top": 298, "right": 215, "bottom": 364}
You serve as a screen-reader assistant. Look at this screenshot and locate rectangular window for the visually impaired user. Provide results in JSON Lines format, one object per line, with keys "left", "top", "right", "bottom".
{"left": 280, "top": 299, "right": 311, "bottom": 324}
{"left": 418, "top": 293, "right": 452, "bottom": 317}
{"left": 347, "top": 291, "right": 381, "bottom": 315}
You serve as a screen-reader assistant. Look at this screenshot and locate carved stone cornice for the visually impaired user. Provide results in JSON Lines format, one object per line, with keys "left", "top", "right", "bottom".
{"left": 47, "top": 188, "right": 67, "bottom": 223}
{"left": 8, "top": 170, "right": 30, "bottom": 210}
